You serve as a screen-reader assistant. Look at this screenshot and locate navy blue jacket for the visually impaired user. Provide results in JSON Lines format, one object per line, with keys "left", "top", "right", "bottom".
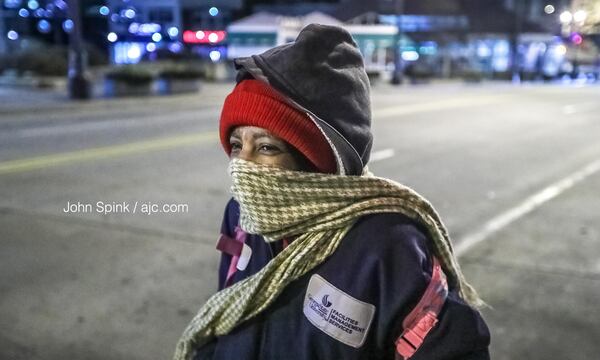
{"left": 195, "top": 199, "right": 490, "bottom": 359}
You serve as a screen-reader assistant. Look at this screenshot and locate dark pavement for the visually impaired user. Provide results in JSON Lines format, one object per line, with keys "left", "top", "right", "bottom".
{"left": 0, "top": 82, "right": 599, "bottom": 359}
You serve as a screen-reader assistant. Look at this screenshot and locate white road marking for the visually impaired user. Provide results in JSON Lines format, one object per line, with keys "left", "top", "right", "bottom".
{"left": 561, "top": 102, "right": 597, "bottom": 115}
{"left": 369, "top": 148, "right": 395, "bottom": 163}
{"left": 456, "top": 158, "right": 600, "bottom": 256}
{"left": 562, "top": 105, "right": 577, "bottom": 115}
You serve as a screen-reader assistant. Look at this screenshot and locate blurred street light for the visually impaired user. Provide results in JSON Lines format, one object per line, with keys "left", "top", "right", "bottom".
{"left": 107, "top": 31, "right": 117, "bottom": 42}
{"left": 560, "top": 11, "right": 573, "bottom": 24}
{"left": 557, "top": 6, "right": 587, "bottom": 78}
{"left": 55, "top": 0, "right": 67, "bottom": 10}
{"left": 27, "top": 0, "right": 39, "bottom": 10}
{"left": 401, "top": 50, "right": 418, "bottom": 61}
{"left": 62, "top": 19, "right": 74, "bottom": 33}
{"left": 127, "top": 45, "right": 141, "bottom": 59}
{"left": 573, "top": 10, "right": 587, "bottom": 24}
{"left": 123, "top": 8, "right": 136, "bottom": 19}
{"left": 559, "top": 8, "right": 587, "bottom": 37}
{"left": 37, "top": 19, "right": 51, "bottom": 33}
{"left": 151, "top": 32, "right": 162, "bottom": 42}
{"left": 168, "top": 26, "right": 178, "bottom": 38}
{"left": 209, "top": 50, "right": 221, "bottom": 62}
{"left": 7, "top": 29, "right": 19, "bottom": 40}
{"left": 544, "top": 5, "right": 555, "bottom": 14}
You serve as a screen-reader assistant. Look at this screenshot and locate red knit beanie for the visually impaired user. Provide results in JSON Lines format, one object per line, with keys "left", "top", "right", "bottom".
{"left": 219, "top": 79, "right": 337, "bottom": 173}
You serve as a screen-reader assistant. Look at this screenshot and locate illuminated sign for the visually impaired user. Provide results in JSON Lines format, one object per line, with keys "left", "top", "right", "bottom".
{"left": 4, "top": 0, "right": 22, "bottom": 9}
{"left": 183, "top": 30, "right": 226, "bottom": 44}
{"left": 128, "top": 22, "right": 162, "bottom": 36}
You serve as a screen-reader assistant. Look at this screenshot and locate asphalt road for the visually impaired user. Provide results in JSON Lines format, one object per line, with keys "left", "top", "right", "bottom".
{"left": 1, "top": 82, "right": 599, "bottom": 359}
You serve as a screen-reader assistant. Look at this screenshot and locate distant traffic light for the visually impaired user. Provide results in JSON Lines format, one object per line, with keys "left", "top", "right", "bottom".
{"left": 571, "top": 33, "right": 583, "bottom": 45}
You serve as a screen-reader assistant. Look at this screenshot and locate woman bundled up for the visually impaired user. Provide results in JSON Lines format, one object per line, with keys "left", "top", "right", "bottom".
{"left": 174, "top": 24, "right": 490, "bottom": 360}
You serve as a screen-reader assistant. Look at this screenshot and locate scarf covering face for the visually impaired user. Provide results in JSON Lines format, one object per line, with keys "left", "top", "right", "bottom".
{"left": 173, "top": 158, "right": 482, "bottom": 360}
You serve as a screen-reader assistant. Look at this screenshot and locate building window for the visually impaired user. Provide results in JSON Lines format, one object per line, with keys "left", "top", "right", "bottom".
{"left": 149, "top": 7, "right": 173, "bottom": 23}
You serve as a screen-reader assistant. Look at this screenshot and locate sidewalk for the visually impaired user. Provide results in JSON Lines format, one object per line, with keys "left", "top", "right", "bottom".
{"left": 0, "top": 86, "right": 70, "bottom": 111}
{"left": 0, "top": 81, "right": 234, "bottom": 117}
{"left": 460, "top": 171, "right": 600, "bottom": 359}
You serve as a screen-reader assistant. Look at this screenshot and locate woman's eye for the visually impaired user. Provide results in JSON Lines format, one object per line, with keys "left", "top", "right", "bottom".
{"left": 259, "top": 144, "right": 280, "bottom": 153}
{"left": 230, "top": 142, "right": 242, "bottom": 151}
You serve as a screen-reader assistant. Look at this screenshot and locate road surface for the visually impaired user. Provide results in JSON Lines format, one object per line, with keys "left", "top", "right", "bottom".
{"left": 1, "top": 82, "right": 599, "bottom": 359}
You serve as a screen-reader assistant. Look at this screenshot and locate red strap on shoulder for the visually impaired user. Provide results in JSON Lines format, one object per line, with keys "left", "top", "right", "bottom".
{"left": 216, "top": 234, "right": 243, "bottom": 257}
{"left": 395, "top": 257, "right": 449, "bottom": 359}
{"left": 216, "top": 226, "right": 249, "bottom": 288}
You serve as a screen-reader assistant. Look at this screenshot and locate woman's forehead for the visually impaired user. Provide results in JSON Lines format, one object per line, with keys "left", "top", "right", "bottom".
{"left": 231, "top": 126, "right": 279, "bottom": 140}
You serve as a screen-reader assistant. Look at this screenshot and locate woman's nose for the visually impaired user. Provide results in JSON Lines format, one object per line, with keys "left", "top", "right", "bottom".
{"left": 233, "top": 144, "right": 255, "bottom": 162}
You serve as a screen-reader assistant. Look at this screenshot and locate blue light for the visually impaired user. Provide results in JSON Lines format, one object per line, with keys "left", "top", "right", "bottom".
{"left": 114, "top": 42, "right": 144, "bottom": 64}
{"left": 34, "top": 8, "right": 44, "bottom": 17}
{"left": 127, "top": 44, "right": 142, "bottom": 61}
{"left": 37, "top": 19, "right": 51, "bottom": 33}
{"left": 209, "top": 50, "right": 221, "bottom": 62}
{"left": 128, "top": 22, "right": 139, "bottom": 33}
{"left": 401, "top": 50, "right": 419, "bottom": 62}
{"left": 7, "top": 30, "right": 19, "bottom": 41}
{"left": 146, "top": 43, "right": 156, "bottom": 52}
{"left": 27, "top": 0, "right": 38, "bottom": 10}
{"left": 62, "top": 19, "right": 74, "bottom": 33}
{"left": 4, "top": 0, "right": 22, "bottom": 9}
{"left": 151, "top": 32, "right": 162, "bottom": 42}
{"left": 419, "top": 41, "right": 437, "bottom": 55}
{"left": 209, "top": 7, "right": 219, "bottom": 16}
{"left": 18, "top": 8, "right": 29, "bottom": 17}
{"left": 168, "top": 26, "right": 179, "bottom": 37}
{"left": 124, "top": 8, "right": 136, "bottom": 19}
{"left": 128, "top": 22, "right": 161, "bottom": 35}
{"left": 169, "top": 42, "right": 182, "bottom": 53}
{"left": 54, "top": 0, "right": 67, "bottom": 10}
{"left": 107, "top": 32, "right": 118, "bottom": 42}
{"left": 99, "top": 5, "right": 109, "bottom": 16}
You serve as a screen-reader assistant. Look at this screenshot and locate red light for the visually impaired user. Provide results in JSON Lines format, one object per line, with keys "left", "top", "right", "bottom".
{"left": 183, "top": 30, "right": 226, "bottom": 44}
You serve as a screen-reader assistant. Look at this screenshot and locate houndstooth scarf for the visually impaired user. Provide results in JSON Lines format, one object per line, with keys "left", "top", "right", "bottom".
{"left": 173, "top": 158, "right": 482, "bottom": 360}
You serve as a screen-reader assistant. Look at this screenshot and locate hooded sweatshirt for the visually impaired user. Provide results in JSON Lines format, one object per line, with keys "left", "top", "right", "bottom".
{"left": 196, "top": 23, "right": 490, "bottom": 360}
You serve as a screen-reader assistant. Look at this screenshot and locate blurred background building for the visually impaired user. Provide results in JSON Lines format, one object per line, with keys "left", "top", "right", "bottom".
{"left": 104, "top": 0, "right": 243, "bottom": 64}
{"left": 1, "top": 0, "right": 599, "bottom": 83}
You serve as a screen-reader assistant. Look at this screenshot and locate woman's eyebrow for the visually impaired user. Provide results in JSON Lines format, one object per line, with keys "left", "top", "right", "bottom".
{"left": 230, "top": 129, "right": 282, "bottom": 142}
{"left": 252, "top": 131, "right": 276, "bottom": 140}
{"left": 252, "top": 131, "right": 281, "bottom": 142}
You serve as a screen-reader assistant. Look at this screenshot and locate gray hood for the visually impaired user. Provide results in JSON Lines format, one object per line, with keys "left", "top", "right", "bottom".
{"left": 233, "top": 23, "right": 373, "bottom": 176}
